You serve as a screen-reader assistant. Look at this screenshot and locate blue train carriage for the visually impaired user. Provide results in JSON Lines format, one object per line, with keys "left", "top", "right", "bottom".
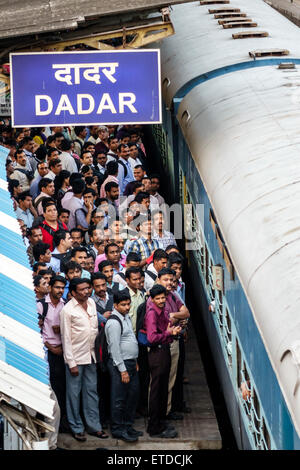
{"left": 151, "top": 0, "right": 300, "bottom": 450}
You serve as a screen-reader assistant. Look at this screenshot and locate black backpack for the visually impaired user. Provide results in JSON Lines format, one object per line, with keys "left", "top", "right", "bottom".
{"left": 136, "top": 297, "right": 149, "bottom": 339}
{"left": 14, "top": 167, "right": 34, "bottom": 181}
{"left": 118, "top": 160, "right": 128, "bottom": 178}
{"left": 95, "top": 315, "right": 123, "bottom": 372}
{"left": 37, "top": 298, "right": 48, "bottom": 323}
{"left": 145, "top": 269, "right": 157, "bottom": 282}
{"left": 40, "top": 220, "right": 65, "bottom": 238}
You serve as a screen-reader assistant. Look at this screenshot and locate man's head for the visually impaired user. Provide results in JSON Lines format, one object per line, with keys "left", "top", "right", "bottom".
{"left": 133, "top": 165, "right": 146, "bottom": 182}
{"left": 47, "top": 147, "right": 60, "bottom": 162}
{"left": 105, "top": 243, "right": 120, "bottom": 265}
{"left": 39, "top": 178, "right": 55, "bottom": 196}
{"left": 125, "top": 267, "right": 142, "bottom": 292}
{"left": 113, "top": 236, "right": 125, "bottom": 253}
{"left": 105, "top": 181, "right": 119, "bottom": 201}
{"left": 128, "top": 143, "right": 139, "bottom": 160}
{"left": 49, "top": 275, "right": 67, "bottom": 300}
{"left": 64, "top": 261, "right": 82, "bottom": 281}
{"left": 80, "top": 151, "right": 93, "bottom": 167}
{"left": 109, "top": 218, "right": 123, "bottom": 236}
{"left": 153, "top": 249, "right": 168, "bottom": 273}
{"left": 33, "top": 242, "right": 51, "bottom": 263}
{"left": 83, "top": 188, "right": 96, "bottom": 209}
{"left": 83, "top": 142, "right": 95, "bottom": 156}
{"left": 168, "top": 252, "right": 184, "bottom": 280}
{"left": 98, "top": 260, "right": 114, "bottom": 284}
{"left": 157, "top": 268, "right": 176, "bottom": 292}
{"left": 150, "top": 174, "right": 161, "bottom": 194}
{"left": 48, "top": 158, "right": 62, "bottom": 176}
{"left": 53, "top": 230, "right": 72, "bottom": 252}
{"left": 71, "top": 246, "right": 88, "bottom": 269}
{"left": 113, "top": 290, "right": 131, "bottom": 316}
{"left": 141, "top": 177, "right": 152, "bottom": 193}
{"left": 165, "top": 245, "right": 180, "bottom": 255}
{"left": 43, "top": 200, "right": 58, "bottom": 224}
{"left": 149, "top": 284, "right": 167, "bottom": 309}
{"left": 71, "top": 178, "right": 86, "bottom": 197}
{"left": 37, "top": 161, "right": 49, "bottom": 177}
{"left": 108, "top": 136, "right": 119, "bottom": 152}
{"left": 27, "top": 227, "right": 43, "bottom": 246}
{"left": 98, "top": 126, "right": 109, "bottom": 142}
{"left": 70, "top": 228, "right": 84, "bottom": 247}
{"left": 91, "top": 272, "right": 108, "bottom": 298}
{"left": 117, "top": 143, "right": 130, "bottom": 161}
{"left": 17, "top": 191, "right": 32, "bottom": 211}
{"left": 135, "top": 191, "right": 150, "bottom": 210}
{"left": 85, "top": 254, "right": 95, "bottom": 274}
{"left": 89, "top": 125, "right": 99, "bottom": 139}
{"left": 96, "top": 152, "right": 107, "bottom": 168}
{"left": 33, "top": 274, "right": 50, "bottom": 298}
{"left": 74, "top": 126, "right": 87, "bottom": 139}
{"left": 32, "top": 261, "right": 47, "bottom": 276}
{"left": 125, "top": 252, "right": 141, "bottom": 268}
{"left": 138, "top": 216, "right": 152, "bottom": 237}
{"left": 53, "top": 132, "right": 64, "bottom": 150}
{"left": 38, "top": 268, "right": 55, "bottom": 285}
{"left": 15, "top": 149, "right": 27, "bottom": 167}
{"left": 69, "top": 278, "right": 91, "bottom": 303}
{"left": 20, "top": 136, "right": 35, "bottom": 153}
{"left": 58, "top": 208, "right": 70, "bottom": 226}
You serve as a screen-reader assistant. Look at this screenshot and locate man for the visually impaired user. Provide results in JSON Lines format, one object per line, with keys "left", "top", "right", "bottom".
{"left": 62, "top": 261, "right": 82, "bottom": 301}
{"left": 152, "top": 210, "right": 177, "bottom": 251}
{"left": 32, "top": 242, "right": 52, "bottom": 265}
{"left": 47, "top": 158, "right": 62, "bottom": 180}
{"left": 85, "top": 254, "right": 95, "bottom": 274}
{"left": 105, "top": 291, "right": 140, "bottom": 442}
{"left": 141, "top": 177, "right": 160, "bottom": 211}
{"left": 128, "top": 216, "right": 159, "bottom": 268}
{"left": 34, "top": 178, "right": 55, "bottom": 215}
{"left": 125, "top": 267, "right": 145, "bottom": 335}
{"left": 114, "top": 252, "right": 141, "bottom": 287}
{"left": 123, "top": 165, "right": 146, "bottom": 197}
{"left": 95, "top": 151, "right": 108, "bottom": 178}
{"left": 10, "top": 149, "right": 32, "bottom": 191}
{"left": 128, "top": 142, "right": 142, "bottom": 170}
{"left": 105, "top": 181, "right": 119, "bottom": 217}
{"left": 104, "top": 243, "right": 123, "bottom": 275}
{"left": 60, "top": 278, "right": 108, "bottom": 441}
{"left": 71, "top": 246, "right": 91, "bottom": 279}
{"left": 58, "top": 208, "right": 70, "bottom": 227}
{"left": 26, "top": 226, "right": 43, "bottom": 266}
{"left": 75, "top": 187, "right": 96, "bottom": 231}
{"left": 59, "top": 139, "right": 79, "bottom": 173}
{"left": 144, "top": 249, "right": 169, "bottom": 292}
{"left": 91, "top": 272, "right": 114, "bottom": 325}
{"left": 106, "top": 135, "right": 119, "bottom": 161}
{"left": 98, "top": 260, "right": 124, "bottom": 295}
{"left": 168, "top": 252, "right": 185, "bottom": 302}
{"left": 86, "top": 225, "right": 105, "bottom": 260}
{"left": 145, "top": 284, "right": 181, "bottom": 438}
{"left": 157, "top": 268, "right": 190, "bottom": 420}
{"left": 117, "top": 144, "right": 134, "bottom": 195}
{"left": 61, "top": 178, "right": 86, "bottom": 230}
{"left": 73, "top": 126, "right": 87, "bottom": 156}
{"left": 15, "top": 191, "right": 36, "bottom": 228}
{"left": 87, "top": 125, "right": 100, "bottom": 145}
{"left": 134, "top": 191, "right": 151, "bottom": 217}
{"left": 30, "top": 161, "right": 49, "bottom": 199}
{"left": 39, "top": 200, "right": 68, "bottom": 251}
{"left": 50, "top": 230, "right": 73, "bottom": 273}
{"left": 70, "top": 227, "right": 84, "bottom": 248}
{"left": 150, "top": 174, "right": 165, "bottom": 207}
{"left": 38, "top": 275, "right": 68, "bottom": 431}
{"left": 34, "top": 274, "right": 50, "bottom": 300}
{"left": 95, "top": 126, "right": 109, "bottom": 155}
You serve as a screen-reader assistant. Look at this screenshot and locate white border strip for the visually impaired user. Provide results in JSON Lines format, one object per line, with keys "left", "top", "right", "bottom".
{"left": 0, "top": 253, "right": 34, "bottom": 291}
{"left": 0, "top": 312, "right": 44, "bottom": 358}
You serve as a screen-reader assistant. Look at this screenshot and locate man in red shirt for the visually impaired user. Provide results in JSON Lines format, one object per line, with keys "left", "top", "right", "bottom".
{"left": 40, "top": 200, "right": 68, "bottom": 251}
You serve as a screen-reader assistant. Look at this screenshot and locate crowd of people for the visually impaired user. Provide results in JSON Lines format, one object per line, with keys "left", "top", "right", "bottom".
{"left": 3, "top": 123, "right": 191, "bottom": 447}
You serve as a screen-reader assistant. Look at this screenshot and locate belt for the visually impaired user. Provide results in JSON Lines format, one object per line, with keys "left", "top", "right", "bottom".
{"left": 150, "top": 344, "right": 170, "bottom": 351}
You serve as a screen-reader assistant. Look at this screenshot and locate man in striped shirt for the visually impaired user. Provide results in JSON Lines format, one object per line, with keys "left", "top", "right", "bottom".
{"left": 127, "top": 216, "right": 159, "bottom": 268}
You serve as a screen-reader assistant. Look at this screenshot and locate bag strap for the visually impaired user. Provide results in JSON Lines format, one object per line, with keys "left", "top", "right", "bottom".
{"left": 145, "top": 269, "right": 157, "bottom": 281}
{"left": 37, "top": 298, "right": 48, "bottom": 320}
{"left": 118, "top": 160, "right": 128, "bottom": 178}
{"left": 106, "top": 314, "right": 123, "bottom": 335}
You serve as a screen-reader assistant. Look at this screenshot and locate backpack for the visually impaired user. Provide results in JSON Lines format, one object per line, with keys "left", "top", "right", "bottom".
{"left": 95, "top": 314, "right": 123, "bottom": 372}
{"left": 136, "top": 297, "right": 152, "bottom": 347}
{"left": 14, "top": 167, "right": 34, "bottom": 181}
{"left": 51, "top": 250, "right": 72, "bottom": 273}
{"left": 145, "top": 269, "right": 157, "bottom": 282}
{"left": 37, "top": 298, "right": 48, "bottom": 323}
{"left": 40, "top": 220, "right": 65, "bottom": 238}
{"left": 118, "top": 160, "right": 128, "bottom": 178}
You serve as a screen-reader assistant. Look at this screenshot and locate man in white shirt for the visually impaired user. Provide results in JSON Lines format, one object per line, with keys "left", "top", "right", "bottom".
{"left": 59, "top": 139, "right": 79, "bottom": 174}
{"left": 60, "top": 278, "right": 108, "bottom": 441}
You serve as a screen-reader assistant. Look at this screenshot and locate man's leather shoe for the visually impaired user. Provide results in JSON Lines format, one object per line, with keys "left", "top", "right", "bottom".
{"left": 127, "top": 427, "right": 143, "bottom": 437}
{"left": 112, "top": 431, "right": 138, "bottom": 442}
{"left": 150, "top": 428, "right": 178, "bottom": 439}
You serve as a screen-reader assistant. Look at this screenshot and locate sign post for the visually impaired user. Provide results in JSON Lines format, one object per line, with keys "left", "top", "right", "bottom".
{"left": 10, "top": 50, "right": 161, "bottom": 127}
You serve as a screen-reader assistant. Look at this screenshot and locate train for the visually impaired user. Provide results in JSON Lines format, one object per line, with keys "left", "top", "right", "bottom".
{"left": 150, "top": 0, "right": 300, "bottom": 450}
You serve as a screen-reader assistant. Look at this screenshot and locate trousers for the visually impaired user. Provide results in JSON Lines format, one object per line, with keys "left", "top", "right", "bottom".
{"left": 107, "top": 358, "right": 139, "bottom": 435}
{"left": 65, "top": 363, "right": 101, "bottom": 434}
{"left": 167, "top": 339, "right": 180, "bottom": 415}
{"left": 147, "top": 346, "right": 171, "bottom": 435}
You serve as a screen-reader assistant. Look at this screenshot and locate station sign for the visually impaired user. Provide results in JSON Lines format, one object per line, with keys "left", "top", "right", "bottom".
{"left": 10, "top": 50, "right": 161, "bottom": 127}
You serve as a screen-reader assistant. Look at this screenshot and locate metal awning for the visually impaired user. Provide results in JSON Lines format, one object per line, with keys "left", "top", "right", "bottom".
{"left": 0, "top": 145, "right": 54, "bottom": 420}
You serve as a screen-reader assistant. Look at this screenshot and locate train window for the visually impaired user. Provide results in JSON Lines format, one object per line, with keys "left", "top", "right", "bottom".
{"left": 249, "top": 49, "right": 289, "bottom": 58}
{"left": 205, "top": 245, "right": 210, "bottom": 286}
{"left": 214, "top": 11, "right": 245, "bottom": 18}
{"left": 224, "top": 307, "right": 232, "bottom": 367}
{"left": 232, "top": 31, "right": 269, "bottom": 39}
{"left": 223, "top": 21, "right": 258, "bottom": 29}
{"left": 218, "top": 17, "right": 251, "bottom": 25}
{"left": 200, "top": 0, "right": 230, "bottom": 4}
{"left": 210, "top": 7, "right": 241, "bottom": 14}
{"left": 262, "top": 417, "right": 271, "bottom": 450}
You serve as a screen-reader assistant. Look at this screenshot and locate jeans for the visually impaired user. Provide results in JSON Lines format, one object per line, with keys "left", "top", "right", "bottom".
{"left": 107, "top": 358, "right": 139, "bottom": 435}
{"left": 65, "top": 363, "right": 101, "bottom": 434}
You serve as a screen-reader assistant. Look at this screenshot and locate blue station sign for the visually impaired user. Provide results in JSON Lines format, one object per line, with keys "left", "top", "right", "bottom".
{"left": 10, "top": 50, "right": 161, "bottom": 127}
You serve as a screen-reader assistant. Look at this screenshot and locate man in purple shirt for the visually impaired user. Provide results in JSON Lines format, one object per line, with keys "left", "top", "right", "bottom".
{"left": 37, "top": 274, "right": 68, "bottom": 431}
{"left": 145, "top": 284, "right": 181, "bottom": 438}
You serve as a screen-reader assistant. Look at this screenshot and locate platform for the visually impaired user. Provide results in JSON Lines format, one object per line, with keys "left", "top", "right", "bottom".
{"left": 57, "top": 326, "right": 222, "bottom": 451}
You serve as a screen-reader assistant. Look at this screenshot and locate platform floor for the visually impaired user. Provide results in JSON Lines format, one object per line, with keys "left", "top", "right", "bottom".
{"left": 57, "top": 326, "right": 222, "bottom": 450}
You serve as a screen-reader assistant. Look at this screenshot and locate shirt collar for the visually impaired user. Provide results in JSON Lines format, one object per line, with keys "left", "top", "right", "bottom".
{"left": 147, "top": 298, "right": 164, "bottom": 315}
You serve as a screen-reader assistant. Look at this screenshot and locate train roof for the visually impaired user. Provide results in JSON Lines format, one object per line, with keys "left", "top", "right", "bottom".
{"left": 158, "top": 0, "right": 300, "bottom": 436}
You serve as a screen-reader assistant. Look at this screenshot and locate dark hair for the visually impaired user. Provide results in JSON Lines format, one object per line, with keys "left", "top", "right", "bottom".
{"left": 70, "top": 227, "right": 84, "bottom": 237}
{"left": 58, "top": 208, "right": 70, "bottom": 216}
{"left": 63, "top": 260, "right": 82, "bottom": 274}
{"left": 85, "top": 176, "right": 95, "bottom": 186}
{"left": 8, "top": 179, "right": 19, "bottom": 195}
{"left": 53, "top": 230, "right": 69, "bottom": 247}
{"left": 117, "top": 143, "right": 129, "bottom": 153}
{"left": 38, "top": 177, "right": 53, "bottom": 192}
{"left": 98, "top": 260, "right": 113, "bottom": 272}
{"left": 150, "top": 284, "right": 167, "bottom": 299}
{"left": 134, "top": 191, "right": 150, "bottom": 204}
{"left": 105, "top": 181, "right": 119, "bottom": 193}
{"left": 47, "top": 147, "right": 59, "bottom": 158}
{"left": 125, "top": 266, "right": 142, "bottom": 280}
{"left": 49, "top": 275, "right": 67, "bottom": 287}
{"left": 153, "top": 249, "right": 168, "bottom": 262}
{"left": 83, "top": 188, "right": 96, "bottom": 197}
{"left": 60, "top": 139, "right": 72, "bottom": 151}
{"left": 32, "top": 262, "right": 47, "bottom": 273}
{"left": 74, "top": 126, "right": 86, "bottom": 137}
{"left": 167, "top": 252, "right": 184, "bottom": 267}
{"left": 48, "top": 158, "right": 61, "bottom": 169}
{"left": 132, "top": 181, "right": 143, "bottom": 193}
{"left": 42, "top": 198, "right": 56, "bottom": 212}
{"left": 126, "top": 252, "right": 141, "bottom": 263}
{"left": 53, "top": 132, "right": 64, "bottom": 140}
{"left": 91, "top": 272, "right": 107, "bottom": 283}
{"left": 39, "top": 268, "right": 54, "bottom": 277}
{"left": 71, "top": 246, "right": 87, "bottom": 257}
{"left": 157, "top": 268, "right": 176, "bottom": 278}
{"left": 69, "top": 277, "right": 91, "bottom": 295}
{"left": 17, "top": 191, "right": 31, "bottom": 202}
{"left": 33, "top": 242, "right": 50, "bottom": 261}
{"left": 54, "top": 170, "right": 70, "bottom": 194}
{"left": 33, "top": 274, "right": 44, "bottom": 288}
{"left": 113, "top": 290, "right": 131, "bottom": 304}
{"left": 104, "top": 243, "right": 119, "bottom": 256}
{"left": 165, "top": 245, "right": 180, "bottom": 253}
{"left": 81, "top": 164, "right": 92, "bottom": 175}
{"left": 71, "top": 178, "right": 85, "bottom": 195}
{"left": 106, "top": 161, "right": 118, "bottom": 176}
{"left": 27, "top": 226, "right": 42, "bottom": 237}
{"left": 69, "top": 173, "right": 82, "bottom": 185}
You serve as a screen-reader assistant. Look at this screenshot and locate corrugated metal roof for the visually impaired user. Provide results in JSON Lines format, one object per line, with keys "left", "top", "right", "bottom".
{"left": 0, "top": 145, "right": 54, "bottom": 419}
